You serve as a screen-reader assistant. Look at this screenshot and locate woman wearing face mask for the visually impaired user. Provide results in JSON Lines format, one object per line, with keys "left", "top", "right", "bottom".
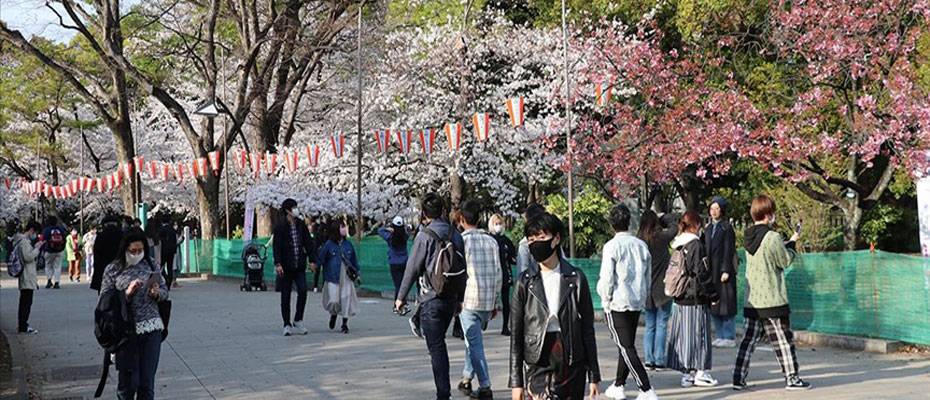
{"left": 317, "top": 220, "right": 360, "bottom": 333}
{"left": 66, "top": 228, "right": 83, "bottom": 282}
{"left": 100, "top": 230, "right": 168, "bottom": 399}
{"left": 488, "top": 214, "right": 516, "bottom": 336}
{"left": 509, "top": 213, "right": 601, "bottom": 400}
{"left": 378, "top": 216, "right": 409, "bottom": 305}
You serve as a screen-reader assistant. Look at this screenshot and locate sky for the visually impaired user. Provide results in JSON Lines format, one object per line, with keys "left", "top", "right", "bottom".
{"left": 1, "top": 0, "right": 140, "bottom": 43}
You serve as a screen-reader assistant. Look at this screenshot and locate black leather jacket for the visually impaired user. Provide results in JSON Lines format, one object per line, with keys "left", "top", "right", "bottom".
{"left": 508, "top": 259, "right": 601, "bottom": 388}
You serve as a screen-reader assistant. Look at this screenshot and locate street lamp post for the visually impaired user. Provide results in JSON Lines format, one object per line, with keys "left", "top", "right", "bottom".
{"left": 193, "top": 99, "right": 230, "bottom": 239}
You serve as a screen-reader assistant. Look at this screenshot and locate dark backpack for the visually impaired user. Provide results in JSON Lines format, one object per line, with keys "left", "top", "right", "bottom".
{"left": 423, "top": 228, "right": 466, "bottom": 299}
{"left": 46, "top": 227, "right": 65, "bottom": 253}
{"left": 7, "top": 242, "right": 23, "bottom": 278}
{"left": 94, "top": 288, "right": 133, "bottom": 397}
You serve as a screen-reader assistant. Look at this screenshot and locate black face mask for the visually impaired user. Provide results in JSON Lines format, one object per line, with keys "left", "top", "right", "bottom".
{"left": 529, "top": 238, "right": 556, "bottom": 263}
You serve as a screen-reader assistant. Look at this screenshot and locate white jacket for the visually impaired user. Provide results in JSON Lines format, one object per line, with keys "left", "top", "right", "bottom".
{"left": 597, "top": 232, "right": 652, "bottom": 312}
{"left": 13, "top": 234, "right": 40, "bottom": 290}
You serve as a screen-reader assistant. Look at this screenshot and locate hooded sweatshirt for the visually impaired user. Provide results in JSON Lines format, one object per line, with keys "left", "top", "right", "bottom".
{"left": 743, "top": 224, "right": 796, "bottom": 319}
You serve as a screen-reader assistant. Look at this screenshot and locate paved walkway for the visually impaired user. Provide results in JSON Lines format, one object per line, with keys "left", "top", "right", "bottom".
{"left": 2, "top": 275, "right": 929, "bottom": 399}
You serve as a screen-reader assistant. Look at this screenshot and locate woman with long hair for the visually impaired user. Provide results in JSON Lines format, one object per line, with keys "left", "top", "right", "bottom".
{"left": 100, "top": 229, "right": 169, "bottom": 399}
{"left": 666, "top": 211, "right": 719, "bottom": 389}
{"left": 316, "top": 220, "right": 360, "bottom": 333}
{"left": 637, "top": 210, "right": 679, "bottom": 370}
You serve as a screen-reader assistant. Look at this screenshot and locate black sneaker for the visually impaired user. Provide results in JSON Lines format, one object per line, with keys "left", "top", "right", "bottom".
{"left": 785, "top": 376, "right": 811, "bottom": 391}
{"left": 46, "top": 280, "right": 52, "bottom": 289}
{"left": 733, "top": 380, "right": 748, "bottom": 391}
{"left": 457, "top": 380, "right": 473, "bottom": 396}
{"left": 644, "top": 362, "right": 656, "bottom": 371}
{"left": 409, "top": 318, "right": 423, "bottom": 338}
{"left": 340, "top": 325, "right": 349, "bottom": 334}
{"left": 329, "top": 315, "right": 337, "bottom": 330}
{"left": 469, "top": 387, "right": 493, "bottom": 399}
{"left": 53, "top": 282, "right": 61, "bottom": 289}
{"left": 501, "top": 329, "right": 511, "bottom": 337}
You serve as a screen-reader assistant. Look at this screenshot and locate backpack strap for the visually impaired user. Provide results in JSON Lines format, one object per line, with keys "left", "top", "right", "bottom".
{"left": 94, "top": 351, "right": 111, "bottom": 398}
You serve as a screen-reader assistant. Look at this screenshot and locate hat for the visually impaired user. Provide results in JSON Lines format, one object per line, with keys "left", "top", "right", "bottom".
{"left": 710, "top": 196, "right": 728, "bottom": 211}
{"left": 392, "top": 216, "right": 404, "bottom": 227}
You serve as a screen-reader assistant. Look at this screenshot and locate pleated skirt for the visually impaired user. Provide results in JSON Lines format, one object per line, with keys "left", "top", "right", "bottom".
{"left": 665, "top": 303, "right": 713, "bottom": 372}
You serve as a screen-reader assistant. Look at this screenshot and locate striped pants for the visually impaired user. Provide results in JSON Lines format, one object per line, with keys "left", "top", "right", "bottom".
{"left": 605, "top": 311, "right": 652, "bottom": 391}
{"left": 666, "top": 304, "right": 713, "bottom": 372}
{"left": 733, "top": 316, "right": 800, "bottom": 383}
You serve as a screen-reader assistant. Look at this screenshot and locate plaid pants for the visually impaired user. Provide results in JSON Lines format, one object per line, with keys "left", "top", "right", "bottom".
{"left": 733, "top": 316, "right": 800, "bottom": 383}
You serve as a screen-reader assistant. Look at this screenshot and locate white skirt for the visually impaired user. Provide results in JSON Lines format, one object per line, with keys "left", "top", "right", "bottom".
{"left": 322, "top": 264, "right": 358, "bottom": 318}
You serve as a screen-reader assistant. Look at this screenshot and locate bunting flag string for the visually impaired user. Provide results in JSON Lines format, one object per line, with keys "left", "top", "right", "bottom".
{"left": 506, "top": 97, "right": 525, "bottom": 127}
{"left": 147, "top": 161, "right": 159, "bottom": 179}
{"left": 264, "top": 152, "right": 278, "bottom": 175}
{"left": 595, "top": 82, "right": 612, "bottom": 108}
{"left": 444, "top": 122, "right": 463, "bottom": 152}
{"left": 473, "top": 113, "right": 491, "bottom": 142}
{"left": 121, "top": 163, "right": 133, "bottom": 181}
{"left": 420, "top": 128, "right": 436, "bottom": 156}
{"left": 331, "top": 132, "right": 346, "bottom": 158}
{"left": 374, "top": 129, "right": 391, "bottom": 154}
{"left": 249, "top": 153, "right": 262, "bottom": 179}
{"left": 306, "top": 144, "right": 321, "bottom": 168}
{"left": 284, "top": 150, "right": 300, "bottom": 173}
{"left": 175, "top": 162, "right": 187, "bottom": 184}
{"left": 161, "top": 163, "right": 172, "bottom": 182}
{"left": 133, "top": 156, "right": 145, "bottom": 175}
{"left": 208, "top": 151, "right": 222, "bottom": 175}
{"left": 236, "top": 148, "right": 248, "bottom": 172}
{"left": 396, "top": 129, "right": 412, "bottom": 154}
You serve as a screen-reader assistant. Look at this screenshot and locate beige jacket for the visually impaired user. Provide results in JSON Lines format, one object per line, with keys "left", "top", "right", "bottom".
{"left": 13, "top": 233, "right": 41, "bottom": 290}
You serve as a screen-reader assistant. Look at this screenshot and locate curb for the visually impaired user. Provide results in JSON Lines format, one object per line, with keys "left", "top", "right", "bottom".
{"left": 794, "top": 330, "right": 904, "bottom": 354}
{"left": 0, "top": 329, "right": 28, "bottom": 400}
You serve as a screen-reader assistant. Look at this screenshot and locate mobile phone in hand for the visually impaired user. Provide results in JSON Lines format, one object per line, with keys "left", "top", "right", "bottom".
{"left": 795, "top": 222, "right": 802, "bottom": 235}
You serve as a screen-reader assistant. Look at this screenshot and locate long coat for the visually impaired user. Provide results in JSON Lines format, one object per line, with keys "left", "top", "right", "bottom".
{"left": 703, "top": 220, "right": 738, "bottom": 317}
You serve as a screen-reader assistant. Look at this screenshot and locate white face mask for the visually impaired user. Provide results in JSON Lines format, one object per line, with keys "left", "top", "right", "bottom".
{"left": 489, "top": 224, "right": 504, "bottom": 234}
{"left": 126, "top": 252, "right": 144, "bottom": 266}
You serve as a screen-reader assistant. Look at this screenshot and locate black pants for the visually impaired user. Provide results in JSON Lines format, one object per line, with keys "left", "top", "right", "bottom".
{"left": 17, "top": 289, "right": 34, "bottom": 332}
{"left": 390, "top": 263, "right": 406, "bottom": 300}
{"left": 526, "top": 332, "right": 588, "bottom": 399}
{"left": 117, "top": 332, "right": 162, "bottom": 400}
{"left": 420, "top": 297, "right": 456, "bottom": 400}
{"left": 312, "top": 266, "right": 321, "bottom": 289}
{"left": 606, "top": 310, "right": 652, "bottom": 391}
{"left": 162, "top": 254, "right": 175, "bottom": 290}
{"left": 278, "top": 268, "right": 307, "bottom": 326}
{"left": 501, "top": 283, "right": 511, "bottom": 333}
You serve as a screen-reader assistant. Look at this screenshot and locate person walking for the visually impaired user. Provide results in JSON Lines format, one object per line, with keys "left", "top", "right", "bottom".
{"left": 13, "top": 221, "right": 44, "bottom": 334}
{"left": 317, "top": 220, "right": 360, "bottom": 334}
{"left": 41, "top": 216, "right": 67, "bottom": 289}
{"left": 487, "top": 214, "right": 516, "bottom": 336}
{"left": 636, "top": 211, "right": 678, "bottom": 371}
{"left": 91, "top": 216, "right": 124, "bottom": 293}
{"left": 83, "top": 227, "right": 97, "bottom": 283}
{"left": 158, "top": 222, "right": 178, "bottom": 290}
{"left": 272, "top": 198, "right": 317, "bottom": 336}
{"left": 598, "top": 204, "right": 659, "bottom": 400}
{"left": 100, "top": 230, "right": 169, "bottom": 400}
{"left": 395, "top": 193, "right": 465, "bottom": 400}
{"left": 66, "top": 227, "right": 83, "bottom": 282}
{"left": 732, "top": 195, "right": 811, "bottom": 391}
{"left": 509, "top": 212, "right": 601, "bottom": 400}
{"left": 309, "top": 218, "right": 324, "bottom": 293}
{"left": 454, "top": 200, "right": 502, "bottom": 400}
{"left": 704, "top": 197, "right": 738, "bottom": 348}
{"left": 145, "top": 220, "right": 162, "bottom": 270}
{"left": 378, "top": 216, "right": 410, "bottom": 304}
{"left": 516, "top": 203, "right": 547, "bottom": 274}
{"left": 666, "top": 211, "right": 719, "bottom": 389}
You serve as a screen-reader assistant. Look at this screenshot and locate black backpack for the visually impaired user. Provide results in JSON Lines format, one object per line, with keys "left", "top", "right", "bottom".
{"left": 423, "top": 228, "right": 466, "bottom": 299}
{"left": 46, "top": 227, "right": 66, "bottom": 253}
{"left": 94, "top": 288, "right": 134, "bottom": 397}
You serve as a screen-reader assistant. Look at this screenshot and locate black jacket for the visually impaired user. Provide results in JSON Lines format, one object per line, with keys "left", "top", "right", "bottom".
{"left": 644, "top": 213, "right": 678, "bottom": 310}
{"left": 159, "top": 226, "right": 178, "bottom": 258}
{"left": 91, "top": 226, "right": 123, "bottom": 291}
{"left": 272, "top": 218, "right": 316, "bottom": 271}
{"left": 492, "top": 233, "right": 517, "bottom": 287}
{"left": 672, "top": 238, "right": 718, "bottom": 306}
{"left": 702, "top": 220, "right": 738, "bottom": 316}
{"left": 509, "top": 259, "right": 601, "bottom": 388}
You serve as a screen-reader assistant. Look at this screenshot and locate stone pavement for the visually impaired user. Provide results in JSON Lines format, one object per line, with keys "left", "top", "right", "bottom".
{"left": 2, "top": 275, "right": 929, "bottom": 400}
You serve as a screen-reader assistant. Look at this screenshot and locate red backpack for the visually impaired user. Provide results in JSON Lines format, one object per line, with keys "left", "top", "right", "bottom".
{"left": 47, "top": 228, "right": 66, "bottom": 253}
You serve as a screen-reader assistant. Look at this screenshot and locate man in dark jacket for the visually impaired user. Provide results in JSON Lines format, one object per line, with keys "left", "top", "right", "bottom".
{"left": 703, "top": 196, "right": 738, "bottom": 348}
{"left": 159, "top": 223, "right": 179, "bottom": 289}
{"left": 272, "top": 198, "right": 317, "bottom": 336}
{"left": 41, "top": 216, "right": 67, "bottom": 289}
{"left": 394, "top": 193, "right": 464, "bottom": 400}
{"left": 509, "top": 212, "right": 601, "bottom": 400}
{"left": 91, "top": 216, "right": 124, "bottom": 293}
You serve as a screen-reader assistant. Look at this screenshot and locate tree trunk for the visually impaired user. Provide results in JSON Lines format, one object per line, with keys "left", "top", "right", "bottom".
{"left": 450, "top": 169, "right": 463, "bottom": 209}
{"left": 195, "top": 172, "right": 221, "bottom": 239}
{"left": 841, "top": 203, "right": 863, "bottom": 251}
{"left": 110, "top": 119, "right": 136, "bottom": 214}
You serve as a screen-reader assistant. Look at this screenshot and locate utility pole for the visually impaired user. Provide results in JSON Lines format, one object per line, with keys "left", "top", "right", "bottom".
{"left": 355, "top": 1, "right": 364, "bottom": 242}
{"left": 561, "top": 0, "right": 576, "bottom": 258}
{"left": 222, "top": 46, "right": 231, "bottom": 239}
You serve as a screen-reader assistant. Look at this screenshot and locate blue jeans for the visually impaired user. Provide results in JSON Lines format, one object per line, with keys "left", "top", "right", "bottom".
{"left": 712, "top": 314, "right": 736, "bottom": 340}
{"left": 460, "top": 310, "right": 492, "bottom": 388}
{"left": 644, "top": 302, "right": 672, "bottom": 366}
{"left": 117, "top": 331, "right": 162, "bottom": 400}
{"left": 421, "top": 297, "right": 457, "bottom": 400}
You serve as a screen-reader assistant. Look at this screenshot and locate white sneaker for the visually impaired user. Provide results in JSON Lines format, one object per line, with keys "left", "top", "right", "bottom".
{"left": 292, "top": 321, "right": 308, "bottom": 335}
{"left": 719, "top": 339, "right": 737, "bottom": 348}
{"left": 694, "top": 370, "right": 719, "bottom": 387}
{"left": 283, "top": 325, "right": 293, "bottom": 336}
{"left": 635, "top": 389, "right": 659, "bottom": 400}
{"left": 681, "top": 373, "right": 695, "bottom": 388}
{"left": 604, "top": 383, "right": 626, "bottom": 399}
{"left": 712, "top": 338, "right": 723, "bottom": 348}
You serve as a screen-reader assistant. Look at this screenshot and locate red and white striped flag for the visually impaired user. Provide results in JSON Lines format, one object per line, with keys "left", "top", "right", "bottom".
{"left": 396, "top": 129, "right": 412, "bottom": 154}
{"left": 506, "top": 97, "right": 525, "bottom": 127}
{"left": 374, "top": 129, "right": 391, "bottom": 154}
{"left": 284, "top": 151, "right": 300, "bottom": 173}
{"left": 105, "top": 175, "right": 114, "bottom": 192}
{"left": 191, "top": 158, "right": 207, "bottom": 178}
{"left": 235, "top": 148, "right": 248, "bottom": 172}
{"left": 95, "top": 178, "right": 105, "bottom": 193}
{"left": 444, "top": 122, "right": 463, "bottom": 152}
{"left": 208, "top": 151, "right": 221, "bottom": 175}
{"left": 43, "top": 183, "right": 51, "bottom": 198}
{"left": 121, "top": 162, "right": 133, "bottom": 181}
{"left": 331, "top": 133, "right": 346, "bottom": 158}
{"left": 64, "top": 185, "right": 74, "bottom": 198}
{"left": 69, "top": 179, "right": 79, "bottom": 194}
{"left": 473, "top": 113, "right": 491, "bottom": 142}
{"left": 306, "top": 145, "right": 320, "bottom": 168}
{"left": 175, "top": 162, "right": 187, "bottom": 184}
{"left": 83, "top": 177, "right": 93, "bottom": 192}
{"left": 249, "top": 153, "right": 262, "bottom": 178}
{"left": 161, "top": 163, "right": 171, "bottom": 182}
{"left": 113, "top": 170, "right": 123, "bottom": 188}
{"left": 3, "top": 178, "right": 9, "bottom": 190}
{"left": 133, "top": 156, "right": 145, "bottom": 175}
{"left": 420, "top": 128, "right": 437, "bottom": 155}
{"left": 147, "top": 160, "right": 159, "bottom": 179}
{"left": 264, "top": 152, "right": 278, "bottom": 175}
{"left": 595, "top": 83, "right": 612, "bottom": 108}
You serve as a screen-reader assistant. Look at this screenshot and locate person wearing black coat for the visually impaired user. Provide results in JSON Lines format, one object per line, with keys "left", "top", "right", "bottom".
{"left": 638, "top": 211, "right": 679, "bottom": 370}
{"left": 703, "top": 196, "right": 738, "bottom": 348}
{"left": 90, "top": 216, "right": 124, "bottom": 293}
{"left": 159, "top": 223, "right": 179, "bottom": 289}
{"left": 488, "top": 214, "right": 516, "bottom": 336}
{"left": 272, "top": 198, "right": 318, "bottom": 336}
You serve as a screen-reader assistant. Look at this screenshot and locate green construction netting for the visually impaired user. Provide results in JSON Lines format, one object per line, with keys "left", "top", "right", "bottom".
{"left": 191, "top": 238, "right": 930, "bottom": 345}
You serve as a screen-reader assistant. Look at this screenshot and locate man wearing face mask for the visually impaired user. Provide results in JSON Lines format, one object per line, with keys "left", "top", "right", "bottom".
{"left": 13, "top": 221, "right": 44, "bottom": 334}
{"left": 272, "top": 198, "right": 318, "bottom": 336}
{"left": 509, "top": 212, "right": 601, "bottom": 400}
{"left": 488, "top": 214, "right": 517, "bottom": 336}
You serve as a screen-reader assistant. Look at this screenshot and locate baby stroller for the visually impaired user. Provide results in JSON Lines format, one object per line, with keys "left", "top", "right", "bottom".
{"left": 240, "top": 242, "right": 268, "bottom": 292}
